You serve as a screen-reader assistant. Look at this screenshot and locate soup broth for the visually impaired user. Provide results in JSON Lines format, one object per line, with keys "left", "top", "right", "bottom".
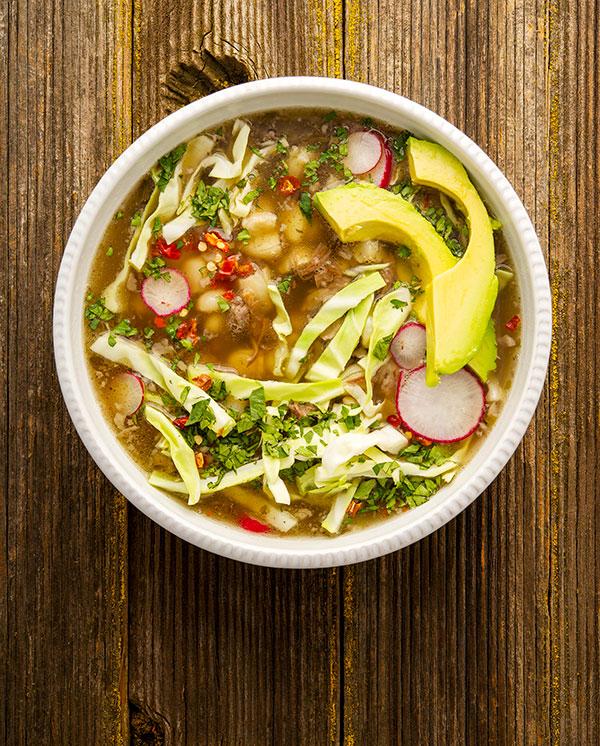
{"left": 85, "top": 109, "right": 520, "bottom": 537}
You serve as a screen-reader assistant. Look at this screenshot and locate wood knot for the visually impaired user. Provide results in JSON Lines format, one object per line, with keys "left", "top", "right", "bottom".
{"left": 162, "top": 48, "right": 255, "bottom": 113}
{"left": 130, "top": 701, "right": 167, "bottom": 745}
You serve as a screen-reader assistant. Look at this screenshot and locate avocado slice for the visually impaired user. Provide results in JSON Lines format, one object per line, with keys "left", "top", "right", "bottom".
{"left": 314, "top": 183, "right": 455, "bottom": 287}
{"left": 407, "top": 137, "right": 498, "bottom": 384}
{"left": 314, "top": 141, "right": 499, "bottom": 384}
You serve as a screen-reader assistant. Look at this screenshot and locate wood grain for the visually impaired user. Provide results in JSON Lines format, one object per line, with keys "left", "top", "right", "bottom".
{"left": 4, "top": 0, "right": 129, "bottom": 743}
{"left": 3, "top": 0, "right": 599, "bottom": 744}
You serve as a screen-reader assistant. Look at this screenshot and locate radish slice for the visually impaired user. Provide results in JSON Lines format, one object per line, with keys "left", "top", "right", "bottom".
{"left": 343, "top": 131, "right": 383, "bottom": 175}
{"left": 391, "top": 322, "right": 427, "bottom": 369}
{"left": 112, "top": 371, "right": 144, "bottom": 417}
{"left": 141, "top": 268, "right": 191, "bottom": 317}
{"left": 396, "top": 365, "right": 485, "bottom": 443}
{"left": 367, "top": 143, "right": 393, "bottom": 188}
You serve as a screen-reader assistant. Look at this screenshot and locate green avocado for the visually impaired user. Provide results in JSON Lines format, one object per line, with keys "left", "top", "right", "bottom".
{"left": 313, "top": 182, "right": 455, "bottom": 287}
{"left": 314, "top": 141, "right": 499, "bottom": 384}
{"left": 407, "top": 137, "right": 498, "bottom": 384}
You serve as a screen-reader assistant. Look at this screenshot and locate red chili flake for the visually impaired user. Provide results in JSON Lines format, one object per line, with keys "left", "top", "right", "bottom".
{"left": 222, "top": 289, "right": 235, "bottom": 301}
{"left": 505, "top": 314, "right": 521, "bottom": 332}
{"left": 414, "top": 435, "right": 433, "bottom": 447}
{"left": 238, "top": 515, "right": 270, "bottom": 533}
{"left": 205, "top": 230, "right": 230, "bottom": 253}
{"left": 277, "top": 175, "right": 301, "bottom": 195}
{"left": 387, "top": 414, "right": 402, "bottom": 427}
{"left": 154, "top": 236, "right": 181, "bottom": 260}
{"left": 154, "top": 316, "right": 166, "bottom": 328}
{"left": 347, "top": 500, "right": 362, "bottom": 519}
{"left": 172, "top": 416, "right": 189, "bottom": 429}
{"left": 236, "top": 262, "right": 255, "bottom": 277}
{"left": 176, "top": 317, "right": 199, "bottom": 345}
{"left": 421, "top": 194, "right": 431, "bottom": 209}
{"left": 192, "top": 374, "right": 212, "bottom": 391}
{"left": 175, "top": 322, "right": 189, "bottom": 339}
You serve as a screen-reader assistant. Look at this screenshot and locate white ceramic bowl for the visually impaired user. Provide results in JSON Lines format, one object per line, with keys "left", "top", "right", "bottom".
{"left": 54, "top": 77, "right": 551, "bottom": 568}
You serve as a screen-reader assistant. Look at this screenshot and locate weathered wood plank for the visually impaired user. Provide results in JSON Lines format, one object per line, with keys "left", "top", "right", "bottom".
{"left": 341, "top": 1, "right": 558, "bottom": 744}
{"left": 5, "top": 0, "right": 130, "bottom": 742}
{"left": 127, "top": 3, "right": 342, "bottom": 744}
{"left": 547, "top": 0, "right": 600, "bottom": 743}
{"left": 0, "top": 0, "right": 9, "bottom": 740}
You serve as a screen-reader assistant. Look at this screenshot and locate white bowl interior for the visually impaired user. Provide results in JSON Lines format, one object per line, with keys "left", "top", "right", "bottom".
{"left": 54, "top": 78, "right": 551, "bottom": 567}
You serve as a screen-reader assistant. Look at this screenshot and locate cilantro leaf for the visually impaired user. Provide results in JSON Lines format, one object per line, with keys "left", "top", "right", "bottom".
{"left": 152, "top": 144, "right": 186, "bottom": 192}
{"left": 373, "top": 333, "right": 394, "bottom": 361}
{"left": 191, "top": 181, "right": 230, "bottom": 225}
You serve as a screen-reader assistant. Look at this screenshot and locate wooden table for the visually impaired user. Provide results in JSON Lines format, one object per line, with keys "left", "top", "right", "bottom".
{"left": 3, "top": 1, "right": 598, "bottom": 743}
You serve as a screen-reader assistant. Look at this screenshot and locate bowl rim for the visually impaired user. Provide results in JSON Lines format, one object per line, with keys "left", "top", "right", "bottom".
{"left": 53, "top": 76, "right": 551, "bottom": 568}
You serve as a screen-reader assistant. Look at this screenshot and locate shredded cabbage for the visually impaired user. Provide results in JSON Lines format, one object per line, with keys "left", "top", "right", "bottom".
{"left": 203, "top": 119, "right": 250, "bottom": 180}
{"left": 130, "top": 161, "right": 184, "bottom": 270}
{"left": 267, "top": 283, "right": 293, "bottom": 377}
{"left": 187, "top": 363, "right": 345, "bottom": 405}
{"left": 145, "top": 405, "right": 201, "bottom": 504}
{"left": 91, "top": 334, "right": 234, "bottom": 435}
{"left": 316, "top": 425, "right": 408, "bottom": 480}
{"left": 149, "top": 471, "right": 298, "bottom": 532}
{"left": 150, "top": 460, "right": 265, "bottom": 495}
{"left": 321, "top": 482, "right": 360, "bottom": 534}
{"left": 306, "top": 293, "right": 374, "bottom": 382}
{"left": 286, "top": 271, "right": 386, "bottom": 379}
{"left": 103, "top": 185, "right": 159, "bottom": 313}
{"left": 363, "top": 286, "right": 412, "bottom": 401}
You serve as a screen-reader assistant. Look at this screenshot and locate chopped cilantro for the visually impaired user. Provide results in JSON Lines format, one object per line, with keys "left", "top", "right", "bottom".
{"left": 151, "top": 216, "right": 162, "bottom": 235}
{"left": 249, "top": 145, "right": 265, "bottom": 158}
{"left": 237, "top": 228, "right": 251, "bottom": 244}
{"left": 108, "top": 318, "right": 138, "bottom": 347}
{"left": 130, "top": 211, "right": 142, "bottom": 227}
{"left": 85, "top": 297, "right": 114, "bottom": 330}
{"left": 248, "top": 387, "right": 266, "bottom": 420}
{"left": 106, "top": 246, "right": 114, "bottom": 257}
{"left": 373, "top": 333, "right": 394, "bottom": 361}
{"left": 186, "top": 399, "right": 216, "bottom": 428}
{"left": 207, "top": 380, "right": 228, "bottom": 402}
{"left": 277, "top": 275, "right": 293, "bottom": 294}
{"left": 191, "top": 181, "right": 230, "bottom": 225}
{"left": 390, "top": 299, "right": 408, "bottom": 310}
{"left": 114, "top": 210, "right": 124, "bottom": 220}
{"left": 390, "top": 131, "right": 412, "bottom": 161}
{"left": 395, "top": 245, "right": 411, "bottom": 258}
{"left": 152, "top": 144, "right": 186, "bottom": 192}
{"left": 323, "top": 110, "right": 338, "bottom": 122}
{"left": 276, "top": 139, "right": 288, "bottom": 154}
{"left": 142, "top": 257, "right": 169, "bottom": 280}
{"left": 242, "top": 188, "right": 262, "bottom": 205}
{"left": 216, "top": 296, "right": 230, "bottom": 313}
{"left": 299, "top": 192, "right": 312, "bottom": 221}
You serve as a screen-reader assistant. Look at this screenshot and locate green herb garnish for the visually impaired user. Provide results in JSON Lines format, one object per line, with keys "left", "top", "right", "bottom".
{"left": 191, "top": 181, "right": 230, "bottom": 225}
{"left": 277, "top": 275, "right": 293, "bottom": 294}
{"left": 85, "top": 297, "right": 114, "bottom": 330}
{"left": 373, "top": 333, "right": 394, "bottom": 361}
{"left": 299, "top": 192, "right": 312, "bottom": 221}
{"left": 242, "top": 189, "right": 262, "bottom": 205}
{"left": 152, "top": 144, "right": 186, "bottom": 192}
{"left": 108, "top": 318, "right": 138, "bottom": 347}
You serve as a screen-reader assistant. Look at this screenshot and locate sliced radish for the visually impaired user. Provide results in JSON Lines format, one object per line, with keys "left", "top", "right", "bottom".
{"left": 396, "top": 365, "right": 485, "bottom": 443}
{"left": 141, "top": 268, "right": 191, "bottom": 317}
{"left": 111, "top": 371, "right": 144, "bottom": 417}
{"left": 343, "top": 130, "right": 383, "bottom": 174}
{"left": 391, "top": 322, "right": 427, "bottom": 370}
{"left": 367, "top": 142, "right": 393, "bottom": 188}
